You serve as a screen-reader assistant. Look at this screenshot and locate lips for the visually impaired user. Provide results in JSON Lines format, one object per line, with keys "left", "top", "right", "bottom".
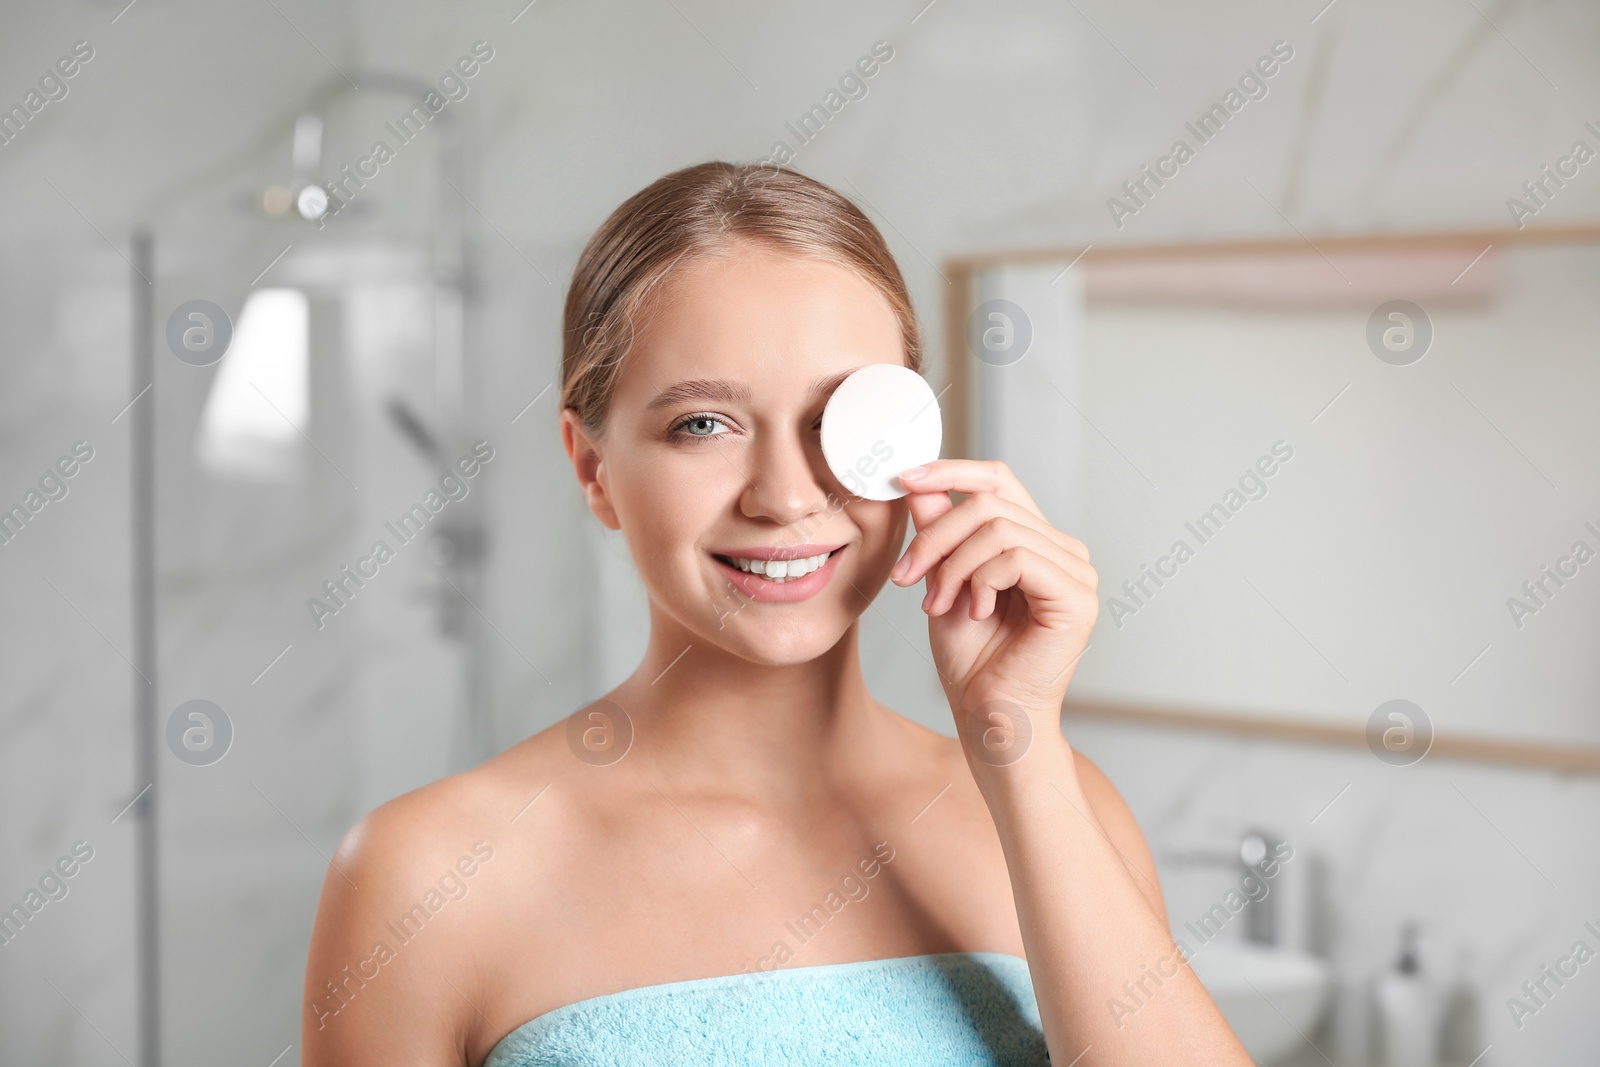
{"left": 709, "top": 544, "right": 847, "bottom": 604}
{"left": 710, "top": 542, "right": 847, "bottom": 562}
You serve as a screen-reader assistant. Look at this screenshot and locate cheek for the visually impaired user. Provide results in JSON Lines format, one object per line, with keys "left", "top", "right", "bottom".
{"left": 847, "top": 500, "right": 905, "bottom": 560}
{"left": 614, "top": 452, "right": 743, "bottom": 560}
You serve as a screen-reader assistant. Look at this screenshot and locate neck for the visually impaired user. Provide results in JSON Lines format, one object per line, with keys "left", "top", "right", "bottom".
{"left": 605, "top": 612, "right": 892, "bottom": 808}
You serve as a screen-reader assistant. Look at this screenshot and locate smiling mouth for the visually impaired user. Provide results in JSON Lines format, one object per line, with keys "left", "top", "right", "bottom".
{"left": 711, "top": 547, "right": 843, "bottom": 583}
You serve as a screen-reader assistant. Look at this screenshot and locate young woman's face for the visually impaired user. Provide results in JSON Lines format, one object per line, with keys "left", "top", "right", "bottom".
{"left": 567, "top": 241, "right": 911, "bottom": 664}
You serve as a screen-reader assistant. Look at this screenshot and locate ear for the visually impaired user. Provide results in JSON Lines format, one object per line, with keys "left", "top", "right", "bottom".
{"left": 561, "top": 408, "right": 621, "bottom": 531}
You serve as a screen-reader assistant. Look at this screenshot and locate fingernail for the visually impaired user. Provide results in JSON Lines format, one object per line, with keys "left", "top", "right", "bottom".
{"left": 891, "top": 554, "right": 910, "bottom": 580}
{"left": 900, "top": 466, "right": 927, "bottom": 481}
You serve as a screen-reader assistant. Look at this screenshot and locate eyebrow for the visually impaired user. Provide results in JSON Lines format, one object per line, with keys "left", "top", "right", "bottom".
{"left": 645, "top": 368, "right": 863, "bottom": 412}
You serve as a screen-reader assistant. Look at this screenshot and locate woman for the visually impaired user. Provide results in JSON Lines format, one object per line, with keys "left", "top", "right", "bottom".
{"left": 302, "top": 161, "right": 1251, "bottom": 1066}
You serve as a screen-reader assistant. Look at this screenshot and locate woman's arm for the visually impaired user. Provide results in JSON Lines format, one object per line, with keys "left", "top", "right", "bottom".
{"left": 974, "top": 729, "right": 1245, "bottom": 1065}
{"left": 890, "top": 459, "right": 1251, "bottom": 1067}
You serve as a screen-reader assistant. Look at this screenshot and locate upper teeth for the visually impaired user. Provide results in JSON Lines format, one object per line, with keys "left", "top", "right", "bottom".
{"left": 724, "top": 550, "right": 835, "bottom": 581}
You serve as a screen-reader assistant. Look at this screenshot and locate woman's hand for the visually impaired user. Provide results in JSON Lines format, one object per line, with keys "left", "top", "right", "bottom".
{"left": 888, "top": 459, "right": 1098, "bottom": 760}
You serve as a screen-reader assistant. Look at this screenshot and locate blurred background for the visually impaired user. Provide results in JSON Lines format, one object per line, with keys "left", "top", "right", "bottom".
{"left": 1, "top": 1, "right": 1597, "bottom": 1064}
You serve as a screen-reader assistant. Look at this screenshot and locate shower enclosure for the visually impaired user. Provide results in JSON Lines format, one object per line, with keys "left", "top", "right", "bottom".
{"left": 0, "top": 71, "right": 505, "bottom": 1066}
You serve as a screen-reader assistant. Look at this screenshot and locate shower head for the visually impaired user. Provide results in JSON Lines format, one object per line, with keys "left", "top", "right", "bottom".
{"left": 291, "top": 114, "right": 328, "bottom": 220}
{"left": 255, "top": 113, "right": 326, "bottom": 219}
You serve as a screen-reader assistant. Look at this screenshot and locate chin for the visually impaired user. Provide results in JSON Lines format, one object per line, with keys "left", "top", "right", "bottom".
{"left": 710, "top": 613, "right": 850, "bottom": 667}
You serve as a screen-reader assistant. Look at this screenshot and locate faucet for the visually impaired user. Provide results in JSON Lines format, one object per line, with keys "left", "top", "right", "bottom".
{"left": 1164, "top": 828, "right": 1281, "bottom": 947}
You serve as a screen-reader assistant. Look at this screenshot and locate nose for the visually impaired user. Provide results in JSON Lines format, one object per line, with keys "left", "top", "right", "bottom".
{"left": 737, "top": 425, "right": 835, "bottom": 526}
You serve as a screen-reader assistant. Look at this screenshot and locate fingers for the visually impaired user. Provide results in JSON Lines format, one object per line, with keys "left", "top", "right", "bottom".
{"left": 899, "top": 460, "right": 1089, "bottom": 566}
{"left": 965, "top": 545, "right": 1087, "bottom": 625}
{"left": 893, "top": 489, "right": 1091, "bottom": 588}
{"left": 921, "top": 516, "right": 1098, "bottom": 617}
{"left": 903, "top": 481, "right": 956, "bottom": 534}
{"left": 900, "top": 458, "right": 1045, "bottom": 519}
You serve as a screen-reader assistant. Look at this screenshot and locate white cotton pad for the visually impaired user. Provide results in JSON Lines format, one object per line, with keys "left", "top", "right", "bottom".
{"left": 820, "top": 364, "right": 943, "bottom": 501}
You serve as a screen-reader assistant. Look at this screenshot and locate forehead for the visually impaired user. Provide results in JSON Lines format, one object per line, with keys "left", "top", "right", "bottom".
{"left": 616, "top": 245, "right": 905, "bottom": 404}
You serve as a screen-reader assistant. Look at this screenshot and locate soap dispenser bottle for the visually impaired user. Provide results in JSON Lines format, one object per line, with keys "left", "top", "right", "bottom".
{"left": 1438, "top": 944, "right": 1483, "bottom": 1065}
{"left": 1374, "top": 922, "right": 1443, "bottom": 1067}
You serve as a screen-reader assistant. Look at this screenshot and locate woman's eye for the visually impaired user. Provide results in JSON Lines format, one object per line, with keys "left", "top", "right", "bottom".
{"left": 669, "top": 414, "right": 819, "bottom": 441}
{"left": 672, "top": 414, "right": 728, "bottom": 440}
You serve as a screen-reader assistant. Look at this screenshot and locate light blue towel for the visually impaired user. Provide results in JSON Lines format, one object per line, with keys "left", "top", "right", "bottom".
{"left": 483, "top": 951, "right": 1050, "bottom": 1066}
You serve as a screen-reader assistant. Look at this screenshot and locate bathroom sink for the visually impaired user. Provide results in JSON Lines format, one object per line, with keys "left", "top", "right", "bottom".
{"left": 1184, "top": 941, "right": 1330, "bottom": 1064}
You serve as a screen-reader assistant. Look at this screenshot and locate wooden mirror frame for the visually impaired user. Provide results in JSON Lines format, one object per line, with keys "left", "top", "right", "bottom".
{"left": 940, "top": 223, "right": 1600, "bottom": 775}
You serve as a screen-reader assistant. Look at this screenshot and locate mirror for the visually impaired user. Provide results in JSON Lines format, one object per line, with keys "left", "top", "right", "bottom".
{"left": 945, "top": 226, "right": 1600, "bottom": 772}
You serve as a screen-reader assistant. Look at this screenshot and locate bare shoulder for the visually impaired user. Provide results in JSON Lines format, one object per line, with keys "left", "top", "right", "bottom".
{"left": 1070, "top": 748, "right": 1167, "bottom": 923}
{"left": 301, "top": 731, "right": 574, "bottom": 1067}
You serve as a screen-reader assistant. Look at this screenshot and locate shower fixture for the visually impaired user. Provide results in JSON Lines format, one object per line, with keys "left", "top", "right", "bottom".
{"left": 291, "top": 113, "right": 328, "bottom": 220}
{"left": 125, "top": 67, "right": 488, "bottom": 1067}
{"left": 258, "top": 113, "right": 328, "bottom": 220}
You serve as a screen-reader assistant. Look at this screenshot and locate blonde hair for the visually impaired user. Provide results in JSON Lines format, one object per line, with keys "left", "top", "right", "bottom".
{"left": 560, "top": 161, "right": 923, "bottom": 438}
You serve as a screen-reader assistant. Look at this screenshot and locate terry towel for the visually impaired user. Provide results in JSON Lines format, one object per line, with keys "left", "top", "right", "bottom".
{"left": 483, "top": 950, "right": 1051, "bottom": 1066}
